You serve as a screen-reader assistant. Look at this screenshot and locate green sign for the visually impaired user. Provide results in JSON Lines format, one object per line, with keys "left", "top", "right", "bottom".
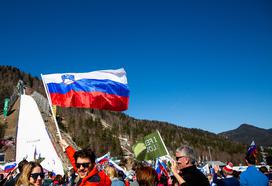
{"left": 133, "top": 130, "right": 168, "bottom": 160}
{"left": 3, "top": 98, "right": 10, "bottom": 118}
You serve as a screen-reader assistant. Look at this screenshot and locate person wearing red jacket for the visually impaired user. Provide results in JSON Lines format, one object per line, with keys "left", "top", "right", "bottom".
{"left": 60, "top": 139, "right": 111, "bottom": 186}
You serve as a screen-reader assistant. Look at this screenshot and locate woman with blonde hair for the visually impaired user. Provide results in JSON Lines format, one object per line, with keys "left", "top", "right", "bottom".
{"left": 104, "top": 165, "right": 125, "bottom": 186}
{"left": 15, "top": 161, "right": 45, "bottom": 186}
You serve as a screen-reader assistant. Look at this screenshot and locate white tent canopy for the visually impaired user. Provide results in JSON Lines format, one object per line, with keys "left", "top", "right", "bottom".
{"left": 206, "top": 161, "right": 226, "bottom": 167}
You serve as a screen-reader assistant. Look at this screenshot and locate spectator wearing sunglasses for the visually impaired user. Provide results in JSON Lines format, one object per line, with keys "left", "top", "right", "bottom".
{"left": 15, "top": 161, "right": 44, "bottom": 186}
{"left": 60, "top": 139, "right": 111, "bottom": 186}
{"left": 171, "top": 146, "right": 209, "bottom": 186}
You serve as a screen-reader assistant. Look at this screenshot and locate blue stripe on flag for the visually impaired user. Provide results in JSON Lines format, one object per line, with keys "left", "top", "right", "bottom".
{"left": 47, "top": 79, "right": 129, "bottom": 97}
{"left": 4, "top": 163, "right": 16, "bottom": 171}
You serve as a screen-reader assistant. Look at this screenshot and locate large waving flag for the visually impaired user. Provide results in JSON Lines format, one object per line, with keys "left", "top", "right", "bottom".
{"left": 41, "top": 68, "right": 129, "bottom": 111}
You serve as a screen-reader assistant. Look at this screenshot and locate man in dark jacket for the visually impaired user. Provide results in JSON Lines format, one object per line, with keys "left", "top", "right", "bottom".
{"left": 171, "top": 146, "right": 209, "bottom": 186}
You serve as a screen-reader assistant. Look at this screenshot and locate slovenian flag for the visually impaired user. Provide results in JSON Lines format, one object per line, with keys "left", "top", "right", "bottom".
{"left": 247, "top": 141, "right": 257, "bottom": 157}
{"left": 1, "top": 162, "right": 17, "bottom": 173}
{"left": 96, "top": 152, "right": 110, "bottom": 164}
{"left": 109, "top": 159, "right": 128, "bottom": 177}
{"left": 41, "top": 68, "right": 129, "bottom": 111}
{"left": 155, "top": 158, "right": 169, "bottom": 179}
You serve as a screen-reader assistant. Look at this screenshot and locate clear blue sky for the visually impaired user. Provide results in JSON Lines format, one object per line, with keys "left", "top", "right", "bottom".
{"left": 1, "top": 0, "right": 271, "bottom": 133}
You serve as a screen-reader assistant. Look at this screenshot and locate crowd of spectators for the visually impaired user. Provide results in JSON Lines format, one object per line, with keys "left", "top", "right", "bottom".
{"left": 0, "top": 144, "right": 271, "bottom": 186}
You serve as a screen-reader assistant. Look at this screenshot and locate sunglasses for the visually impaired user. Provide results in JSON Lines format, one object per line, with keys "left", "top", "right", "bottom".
{"left": 176, "top": 156, "right": 185, "bottom": 161}
{"left": 30, "top": 173, "right": 45, "bottom": 180}
{"left": 76, "top": 162, "right": 91, "bottom": 169}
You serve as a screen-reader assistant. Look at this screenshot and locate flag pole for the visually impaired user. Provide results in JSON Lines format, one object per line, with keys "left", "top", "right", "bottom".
{"left": 156, "top": 130, "right": 170, "bottom": 156}
{"left": 40, "top": 74, "right": 62, "bottom": 141}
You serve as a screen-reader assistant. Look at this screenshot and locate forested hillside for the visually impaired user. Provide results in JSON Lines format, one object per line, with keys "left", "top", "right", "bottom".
{"left": 0, "top": 65, "right": 248, "bottom": 164}
{"left": 0, "top": 66, "right": 44, "bottom": 110}
{"left": 58, "top": 108, "right": 246, "bottom": 163}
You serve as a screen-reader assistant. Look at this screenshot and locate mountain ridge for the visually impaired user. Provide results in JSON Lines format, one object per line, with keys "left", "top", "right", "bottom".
{"left": 219, "top": 123, "right": 272, "bottom": 147}
{"left": 1, "top": 65, "right": 270, "bottom": 164}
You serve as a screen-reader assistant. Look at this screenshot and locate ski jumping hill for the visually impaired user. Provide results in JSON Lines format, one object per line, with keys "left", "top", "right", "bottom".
{"left": 16, "top": 95, "right": 63, "bottom": 175}
{"left": 1, "top": 87, "right": 78, "bottom": 174}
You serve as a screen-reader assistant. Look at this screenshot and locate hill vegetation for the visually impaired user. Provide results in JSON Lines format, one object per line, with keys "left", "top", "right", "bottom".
{"left": 0, "top": 66, "right": 44, "bottom": 110}
{"left": 0, "top": 65, "right": 255, "bottom": 164}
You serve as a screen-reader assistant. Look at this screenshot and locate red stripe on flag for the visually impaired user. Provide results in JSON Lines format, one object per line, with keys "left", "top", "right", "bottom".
{"left": 98, "top": 158, "right": 109, "bottom": 164}
{"left": 4, "top": 167, "right": 15, "bottom": 173}
{"left": 159, "top": 164, "right": 169, "bottom": 177}
{"left": 50, "top": 91, "right": 129, "bottom": 111}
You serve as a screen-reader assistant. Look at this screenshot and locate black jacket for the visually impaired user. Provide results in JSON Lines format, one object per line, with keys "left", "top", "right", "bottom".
{"left": 180, "top": 165, "right": 210, "bottom": 186}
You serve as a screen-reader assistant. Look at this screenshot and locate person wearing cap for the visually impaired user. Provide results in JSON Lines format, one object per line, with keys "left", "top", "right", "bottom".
{"left": 171, "top": 145, "right": 209, "bottom": 186}
{"left": 213, "top": 162, "right": 240, "bottom": 186}
{"left": 240, "top": 154, "right": 268, "bottom": 186}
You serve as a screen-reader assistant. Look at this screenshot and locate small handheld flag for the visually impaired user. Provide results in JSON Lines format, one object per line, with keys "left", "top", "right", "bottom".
{"left": 247, "top": 141, "right": 257, "bottom": 157}
{"left": 155, "top": 158, "right": 169, "bottom": 179}
{"left": 132, "top": 130, "right": 169, "bottom": 160}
